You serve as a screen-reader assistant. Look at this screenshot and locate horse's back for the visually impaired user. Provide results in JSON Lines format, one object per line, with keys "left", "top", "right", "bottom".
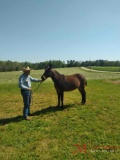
{"left": 61, "top": 73, "right": 86, "bottom": 91}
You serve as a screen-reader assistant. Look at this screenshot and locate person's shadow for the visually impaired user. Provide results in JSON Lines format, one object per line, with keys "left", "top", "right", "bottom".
{"left": 0, "top": 104, "right": 74, "bottom": 125}
{"left": 0, "top": 115, "right": 23, "bottom": 125}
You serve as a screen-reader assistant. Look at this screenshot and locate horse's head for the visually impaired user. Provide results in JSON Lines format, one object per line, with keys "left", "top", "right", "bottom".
{"left": 41, "top": 65, "right": 52, "bottom": 81}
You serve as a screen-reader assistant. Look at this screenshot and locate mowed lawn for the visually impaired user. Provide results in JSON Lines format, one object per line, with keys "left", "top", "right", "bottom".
{"left": 0, "top": 67, "right": 120, "bottom": 160}
{"left": 87, "top": 66, "right": 120, "bottom": 72}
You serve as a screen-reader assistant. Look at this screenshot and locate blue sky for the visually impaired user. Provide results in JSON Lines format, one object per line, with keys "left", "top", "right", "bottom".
{"left": 0, "top": 0, "right": 120, "bottom": 63}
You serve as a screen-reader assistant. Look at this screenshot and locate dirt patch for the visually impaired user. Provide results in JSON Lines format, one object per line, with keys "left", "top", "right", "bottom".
{"left": 106, "top": 80, "right": 120, "bottom": 84}
{"left": 112, "top": 80, "right": 120, "bottom": 84}
{"left": 107, "top": 79, "right": 120, "bottom": 84}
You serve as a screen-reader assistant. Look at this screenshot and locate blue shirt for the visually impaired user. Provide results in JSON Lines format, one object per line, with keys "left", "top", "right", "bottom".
{"left": 19, "top": 74, "right": 41, "bottom": 90}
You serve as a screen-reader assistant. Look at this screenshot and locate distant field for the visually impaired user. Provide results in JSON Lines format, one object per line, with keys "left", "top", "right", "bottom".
{"left": 0, "top": 67, "right": 120, "bottom": 160}
{"left": 0, "top": 67, "right": 120, "bottom": 84}
{"left": 87, "top": 66, "right": 120, "bottom": 72}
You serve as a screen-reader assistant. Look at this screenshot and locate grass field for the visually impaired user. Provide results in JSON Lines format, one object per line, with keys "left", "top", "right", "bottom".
{"left": 87, "top": 66, "right": 120, "bottom": 72}
{"left": 0, "top": 67, "right": 120, "bottom": 160}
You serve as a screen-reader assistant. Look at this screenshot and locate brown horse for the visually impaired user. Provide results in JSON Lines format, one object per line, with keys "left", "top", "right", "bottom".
{"left": 41, "top": 65, "right": 87, "bottom": 108}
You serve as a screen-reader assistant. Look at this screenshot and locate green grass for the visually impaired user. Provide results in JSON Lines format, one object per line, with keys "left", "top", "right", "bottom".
{"left": 0, "top": 67, "right": 120, "bottom": 160}
{"left": 88, "top": 66, "right": 120, "bottom": 72}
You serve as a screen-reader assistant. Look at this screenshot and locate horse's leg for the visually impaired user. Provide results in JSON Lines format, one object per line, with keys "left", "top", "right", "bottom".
{"left": 82, "top": 88, "right": 86, "bottom": 104}
{"left": 55, "top": 86, "right": 64, "bottom": 108}
{"left": 78, "top": 84, "right": 86, "bottom": 104}
{"left": 55, "top": 86, "right": 60, "bottom": 107}
{"left": 60, "top": 91, "right": 64, "bottom": 109}
{"left": 57, "top": 93, "right": 60, "bottom": 107}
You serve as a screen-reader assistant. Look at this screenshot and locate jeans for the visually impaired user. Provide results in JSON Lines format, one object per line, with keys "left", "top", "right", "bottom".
{"left": 21, "top": 90, "right": 31, "bottom": 118}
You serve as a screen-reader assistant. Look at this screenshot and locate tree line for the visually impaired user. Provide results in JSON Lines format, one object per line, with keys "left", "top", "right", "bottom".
{"left": 0, "top": 59, "right": 120, "bottom": 72}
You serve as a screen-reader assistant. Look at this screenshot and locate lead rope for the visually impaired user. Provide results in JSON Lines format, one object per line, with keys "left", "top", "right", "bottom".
{"left": 30, "top": 81, "right": 42, "bottom": 106}
{"left": 31, "top": 90, "right": 33, "bottom": 106}
{"left": 33, "top": 81, "right": 42, "bottom": 92}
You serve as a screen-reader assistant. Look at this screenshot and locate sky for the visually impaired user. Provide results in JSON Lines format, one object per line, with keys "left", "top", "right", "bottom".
{"left": 0, "top": 0, "right": 120, "bottom": 63}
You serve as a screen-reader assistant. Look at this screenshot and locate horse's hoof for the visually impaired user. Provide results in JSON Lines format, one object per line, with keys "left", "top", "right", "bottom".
{"left": 61, "top": 106, "right": 64, "bottom": 110}
{"left": 81, "top": 102, "right": 86, "bottom": 105}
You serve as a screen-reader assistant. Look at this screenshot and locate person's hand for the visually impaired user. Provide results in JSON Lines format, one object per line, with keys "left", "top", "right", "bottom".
{"left": 28, "top": 88, "right": 32, "bottom": 91}
{"left": 38, "top": 79, "right": 42, "bottom": 82}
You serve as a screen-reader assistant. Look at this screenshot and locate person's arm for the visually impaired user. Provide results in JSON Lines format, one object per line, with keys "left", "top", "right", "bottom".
{"left": 30, "top": 76, "right": 42, "bottom": 82}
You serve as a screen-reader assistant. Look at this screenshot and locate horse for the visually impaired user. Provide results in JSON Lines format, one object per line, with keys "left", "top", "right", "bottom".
{"left": 41, "top": 65, "right": 87, "bottom": 108}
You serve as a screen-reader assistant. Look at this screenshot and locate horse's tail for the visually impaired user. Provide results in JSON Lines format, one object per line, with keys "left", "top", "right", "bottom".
{"left": 85, "top": 79, "right": 87, "bottom": 86}
{"left": 77, "top": 74, "right": 87, "bottom": 86}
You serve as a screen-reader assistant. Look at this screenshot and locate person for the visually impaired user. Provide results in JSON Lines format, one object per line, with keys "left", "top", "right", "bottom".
{"left": 19, "top": 67, "right": 42, "bottom": 120}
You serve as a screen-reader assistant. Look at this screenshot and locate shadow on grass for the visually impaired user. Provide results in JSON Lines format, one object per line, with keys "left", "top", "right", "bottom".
{"left": 31, "top": 104, "right": 75, "bottom": 116}
{"left": 0, "top": 115, "right": 23, "bottom": 125}
{"left": 0, "top": 104, "right": 75, "bottom": 125}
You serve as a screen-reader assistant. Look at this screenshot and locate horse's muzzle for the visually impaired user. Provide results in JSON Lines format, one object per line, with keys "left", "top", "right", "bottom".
{"left": 41, "top": 75, "right": 46, "bottom": 81}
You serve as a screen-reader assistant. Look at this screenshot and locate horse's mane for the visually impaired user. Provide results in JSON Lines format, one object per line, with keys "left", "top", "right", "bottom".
{"left": 52, "top": 69, "right": 62, "bottom": 77}
{"left": 51, "top": 69, "right": 64, "bottom": 88}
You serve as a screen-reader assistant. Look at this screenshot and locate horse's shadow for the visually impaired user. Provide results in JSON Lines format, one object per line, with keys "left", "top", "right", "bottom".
{"left": 0, "top": 104, "right": 74, "bottom": 125}
{"left": 31, "top": 104, "right": 74, "bottom": 116}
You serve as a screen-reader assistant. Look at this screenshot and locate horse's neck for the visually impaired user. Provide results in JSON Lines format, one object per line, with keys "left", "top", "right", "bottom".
{"left": 51, "top": 69, "right": 63, "bottom": 84}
